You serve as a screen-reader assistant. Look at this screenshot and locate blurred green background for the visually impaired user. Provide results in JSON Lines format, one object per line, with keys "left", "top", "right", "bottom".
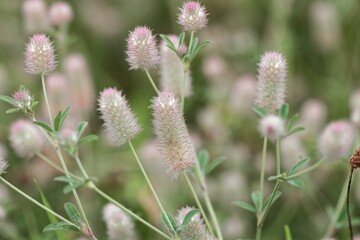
{"left": 0, "top": 0, "right": 360, "bottom": 239}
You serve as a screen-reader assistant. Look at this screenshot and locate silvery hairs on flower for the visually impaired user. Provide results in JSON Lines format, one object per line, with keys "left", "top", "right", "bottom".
{"left": 177, "top": 1, "right": 208, "bottom": 32}
{"left": 126, "top": 26, "right": 160, "bottom": 70}
{"left": 24, "top": 34, "right": 57, "bottom": 75}
{"left": 259, "top": 115, "right": 285, "bottom": 142}
{"left": 254, "top": 51, "right": 287, "bottom": 114}
{"left": 98, "top": 87, "right": 142, "bottom": 147}
{"left": 0, "top": 158, "right": 8, "bottom": 176}
{"left": 151, "top": 92, "right": 196, "bottom": 179}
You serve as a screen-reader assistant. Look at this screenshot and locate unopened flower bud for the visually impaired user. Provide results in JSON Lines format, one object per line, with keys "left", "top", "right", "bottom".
{"left": 255, "top": 51, "right": 287, "bottom": 113}
{"left": 178, "top": 1, "right": 208, "bottom": 32}
{"left": 49, "top": 1, "right": 73, "bottom": 26}
{"left": 24, "top": 34, "right": 57, "bottom": 75}
{"left": 98, "top": 88, "right": 142, "bottom": 147}
{"left": 59, "top": 128, "right": 78, "bottom": 147}
{"left": 151, "top": 92, "right": 196, "bottom": 179}
{"left": 259, "top": 115, "right": 285, "bottom": 141}
{"left": 160, "top": 35, "right": 192, "bottom": 96}
{"left": 9, "top": 119, "right": 44, "bottom": 158}
{"left": 126, "top": 26, "right": 160, "bottom": 70}
{"left": 22, "top": 0, "right": 49, "bottom": 33}
{"left": 12, "top": 88, "right": 33, "bottom": 110}
{"left": 318, "top": 121, "right": 355, "bottom": 160}
{"left": 0, "top": 158, "right": 8, "bottom": 176}
{"left": 103, "top": 203, "right": 137, "bottom": 240}
{"left": 350, "top": 148, "right": 360, "bottom": 170}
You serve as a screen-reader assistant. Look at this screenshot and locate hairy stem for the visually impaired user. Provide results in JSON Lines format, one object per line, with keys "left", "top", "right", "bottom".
{"left": 41, "top": 75, "right": 53, "bottom": 125}
{"left": 276, "top": 140, "right": 281, "bottom": 176}
{"left": 145, "top": 69, "right": 160, "bottom": 95}
{"left": 259, "top": 180, "right": 281, "bottom": 227}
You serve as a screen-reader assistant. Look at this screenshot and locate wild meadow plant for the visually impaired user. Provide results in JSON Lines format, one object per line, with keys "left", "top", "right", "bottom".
{"left": 0, "top": 0, "right": 358, "bottom": 240}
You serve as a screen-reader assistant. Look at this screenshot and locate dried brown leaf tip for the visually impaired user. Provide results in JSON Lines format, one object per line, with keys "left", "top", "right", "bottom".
{"left": 350, "top": 148, "right": 360, "bottom": 169}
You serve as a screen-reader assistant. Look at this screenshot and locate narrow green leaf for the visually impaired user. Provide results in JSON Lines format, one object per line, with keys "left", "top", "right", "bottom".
{"left": 54, "top": 176, "right": 81, "bottom": 184}
{"left": 161, "top": 212, "right": 177, "bottom": 233}
{"left": 287, "top": 127, "right": 305, "bottom": 136}
{"left": 251, "top": 191, "right": 261, "bottom": 210}
{"left": 192, "top": 41, "right": 210, "bottom": 59}
{"left": 0, "top": 95, "right": 15, "bottom": 105}
{"left": 6, "top": 108, "right": 20, "bottom": 114}
{"left": 76, "top": 121, "right": 88, "bottom": 138}
{"left": 43, "top": 222, "right": 79, "bottom": 232}
{"left": 253, "top": 107, "right": 268, "bottom": 118}
{"left": 178, "top": 32, "right": 185, "bottom": 49}
{"left": 64, "top": 203, "right": 82, "bottom": 226}
{"left": 58, "top": 107, "right": 70, "bottom": 131}
{"left": 287, "top": 113, "right": 299, "bottom": 132}
{"left": 288, "top": 158, "right": 310, "bottom": 176}
{"left": 205, "top": 156, "right": 225, "bottom": 174}
{"left": 268, "top": 174, "right": 285, "bottom": 181}
{"left": 63, "top": 182, "right": 84, "bottom": 194}
{"left": 286, "top": 178, "right": 304, "bottom": 188}
{"left": 54, "top": 110, "right": 63, "bottom": 132}
{"left": 181, "top": 209, "right": 199, "bottom": 227}
{"left": 279, "top": 104, "right": 289, "bottom": 119}
{"left": 33, "top": 121, "right": 53, "bottom": 133}
{"left": 160, "top": 34, "right": 177, "bottom": 53}
{"left": 232, "top": 201, "right": 257, "bottom": 213}
{"left": 197, "top": 149, "right": 209, "bottom": 172}
{"left": 189, "top": 37, "right": 199, "bottom": 57}
{"left": 263, "top": 191, "right": 282, "bottom": 211}
{"left": 78, "top": 135, "right": 98, "bottom": 145}
{"left": 284, "top": 225, "right": 293, "bottom": 240}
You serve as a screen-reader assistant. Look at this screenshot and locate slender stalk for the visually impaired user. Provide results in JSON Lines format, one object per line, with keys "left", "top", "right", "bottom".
{"left": 75, "top": 153, "right": 90, "bottom": 179}
{"left": 324, "top": 179, "right": 349, "bottom": 238}
{"left": 184, "top": 172, "right": 213, "bottom": 234}
{"left": 188, "top": 31, "right": 194, "bottom": 54}
{"left": 91, "top": 185, "right": 172, "bottom": 240}
{"left": 259, "top": 180, "right": 281, "bottom": 227}
{"left": 276, "top": 140, "right": 281, "bottom": 176}
{"left": 256, "top": 137, "right": 268, "bottom": 240}
{"left": 0, "top": 177, "right": 78, "bottom": 229}
{"left": 287, "top": 159, "right": 325, "bottom": 179}
{"left": 41, "top": 75, "right": 53, "bottom": 125}
{"left": 145, "top": 69, "right": 160, "bottom": 95}
{"left": 128, "top": 140, "right": 176, "bottom": 236}
{"left": 346, "top": 167, "right": 354, "bottom": 240}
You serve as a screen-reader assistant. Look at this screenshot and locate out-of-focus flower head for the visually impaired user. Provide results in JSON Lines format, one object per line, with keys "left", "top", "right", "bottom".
{"left": 178, "top": 1, "right": 208, "bottom": 32}
{"left": 49, "top": 1, "right": 74, "bottom": 26}
{"left": 22, "top": 0, "right": 49, "bottom": 33}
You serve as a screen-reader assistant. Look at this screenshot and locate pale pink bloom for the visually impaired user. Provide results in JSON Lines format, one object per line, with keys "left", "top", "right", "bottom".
{"left": 24, "top": 34, "right": 56, "bottom": 75}
{"left": 151, "top": 92, "right": 196, "bottom": 179}
{"left": 178, "top": 1, "right": 208, "bottom": 32}
{"left": 259, "top": 115, "right": 285, "bottom": 142}
{"left": 126, "top": 26, "right": 160, "bottom": 70}
{"left": 59, "top": 128, "right": 78, "bottom": 147}
{"left": 12, "top": 89, "right": 33, "bottom": 110}
{"left": 9, "top": 119, "right": 44, "bottom": 158}
{"left": 22, "top": 0, "right": 49, "bottom": 33}
{"left": 299, "top": 99, "right": 327, "bottom": 137}
{"left": 98, "top": 88, "right": 141, "bottom": 147}
{"left": 202, "top": 55, "right": 226, "bottom": 82}
{"left": 318, "top": 121, "right": 355, "bottom": 160}
{"left": 160, "top": 35, "right": 192, "bottom": 96}
{"left": 49, "top": 1, "right": 74, "bottom": 26}
{"left": 255, "top": 51, "right": 287, "bottom": 113}
{"left": 102, "top": 203, "right": 137, "bottom": 240}
{"left": 229, "top": 74, "right": 257, "bottom": 114}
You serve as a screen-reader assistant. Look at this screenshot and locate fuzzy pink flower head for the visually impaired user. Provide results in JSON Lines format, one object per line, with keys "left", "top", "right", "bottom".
{"left": 12, "top": 89, "right": 33, "bottom": 110}
{"left": 98, "top": 88, "right": 142, "bottom": 147}
{"left": 24, "top": 34, "right": 57, "bottom": 75}
{"left": 318, "top": 121, "right": 355, "bottom": 160}
{"left": 102, "top": 203, "right": 136, "bottom": 240}
{"left": 151, "top": 92, "right": 196, "bottom": 179}
{"left": 126, "top": 26, "right": 160, "bottom": 70}
{"left": 59, "top": 128, "right": 78, "bottom": 147}
{"left": 49, "top": 1, "right": 74, "bottom": 26}
{"left": 22, "top": 0, "right": 49, "bottom": 33}
{"left": 255, "top": 51, "right": 287, "bottom": 113}
{"left": 259, "top": 115, "right": 285, "bottom": 142}
{"left": 178, "top": 1, "right": 208, "bottom": 32}
{"left": 0, "top": 158, "right": 8, "bottom": 176}
{"left": 9, "top": 119, "right": 44, "bottom": 158}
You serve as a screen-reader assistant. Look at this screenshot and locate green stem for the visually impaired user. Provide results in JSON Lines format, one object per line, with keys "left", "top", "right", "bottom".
{"left": 184, "top": 172, "right": 213, "bottom": 234}
{"left": 324, "top": 178, "right": 349, "bottom": 238}
{"left": 256, "top": 137, "right": 268, "bottom": 240}
{"left": 75, "top": 153, "right": 90, "bottom": 179}
{"left": 259, "top": 180, "right": 281, "bottom": 227}
{"left": 41, "top": 75, "right": 53, "bottom": 125}
{"left": 180, "top": 69, "right": 187, "bottom": 112}
{"left": 91, "top": 185, "right": 172, "bottom": 240}
{"left": 276, "top": 140, "right": 281, "bottom": 176}
{"left": 145, "top": 69, "right": 160, "bottom": 95}
{"left": 286, "top": 159, "right": 325, "bottom": 179}
{"left": 188, "top": 31, "right": 194, "bottom": 54}
{"left": 128, "top": 141, "right": 176, "bottom": 236}
{"left": 0, "top": 177, "right": 78, "bottom": 229}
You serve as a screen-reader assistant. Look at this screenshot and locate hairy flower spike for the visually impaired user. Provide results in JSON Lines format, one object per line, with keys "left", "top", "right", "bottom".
{"left": 318, "top": 121, "right": 355, "bottom": 160}
{"left": 259, "top": 115, "right": 285, "bottom": 142}
{"left": 160, "top": 36, "right": 192, "bottom": 96}
{"left": 255, "top": 51, "right": 287, "bottom": 113}
{"left": 24, "top": 34, "right": 57, "bottom": 75}
{"left": 151, "top": 92, "right": 196, "bottom": 179}
{"left": 126, "top": 26, "right": 160, "bottom": 70}
{"left": 0, "top": 158, "right": 8, "bottom": 176}
{"left": 98, "top": 88, "right": 142, "bottom": 147}
{"left": 103, "top": 203, "right": 137, "bottom": 240}
{"left": 178, "top": 1, "right": 208, "bottom": 32}
{"left": 9, "top": 119, "right": 44, "bottom": 158}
